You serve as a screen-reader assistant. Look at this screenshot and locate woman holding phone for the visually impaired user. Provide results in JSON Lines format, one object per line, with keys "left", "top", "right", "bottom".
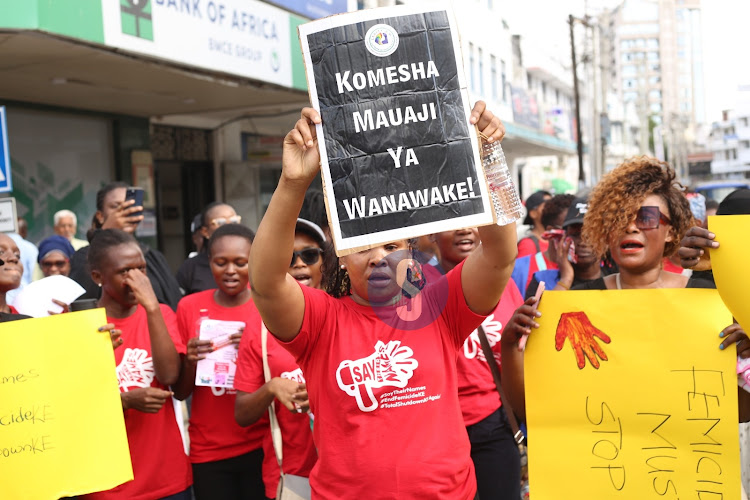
{"left": 247, "top": 102, "right": 518, "bottom": 498}
{"left": 69, "top": 182, "right": 182, "bottom": 309}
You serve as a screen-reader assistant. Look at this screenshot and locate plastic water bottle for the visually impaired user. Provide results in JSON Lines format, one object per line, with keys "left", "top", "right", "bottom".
{"left": 481, "top": 140, "right": 523, "bottom": 225}
{"left": 195, "top": 309, "right": 209, "bottom": 338}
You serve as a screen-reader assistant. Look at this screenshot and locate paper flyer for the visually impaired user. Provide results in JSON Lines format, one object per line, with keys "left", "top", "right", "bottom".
{"left": 195, "top": 319, "right": 245, "bottom": 388}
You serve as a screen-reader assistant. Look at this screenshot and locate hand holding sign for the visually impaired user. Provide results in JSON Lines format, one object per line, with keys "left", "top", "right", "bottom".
{"left": 299, "top": 6, "right": 500, "bottom": 254}
{"left": 283, "top": 108, "right": 322, "bottom": 187}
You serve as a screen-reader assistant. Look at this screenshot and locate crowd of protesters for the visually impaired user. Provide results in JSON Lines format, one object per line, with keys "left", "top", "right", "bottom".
{"left": 1, "top": 101, "right": 749, "bottom": 500}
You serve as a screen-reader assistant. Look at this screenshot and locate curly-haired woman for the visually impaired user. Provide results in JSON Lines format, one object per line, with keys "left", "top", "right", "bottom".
{"left": 574, "top": 156, "right": 712, "bottom": 290}
{"left": 500, "top": 157, "right": 714, "bottom": 421}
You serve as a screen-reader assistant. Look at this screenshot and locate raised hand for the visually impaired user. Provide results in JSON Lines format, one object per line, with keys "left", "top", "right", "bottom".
{"left": 555, "top": 312, "right": 611, "bottom": 369}
{"left": 283, "top": 107, "right": 322, "bottom": 186}
{"left": 102, "top": 198, "right": 144, "bottom": 232}
{"left": 121, "top": 387, "right": 173, "bottom": 413}
{"left": 470, "top": 101, "right": 505, "bottom": 143}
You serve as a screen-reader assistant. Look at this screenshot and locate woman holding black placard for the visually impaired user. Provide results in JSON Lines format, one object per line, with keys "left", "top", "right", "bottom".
{"left": 247, "top": 102, "right": 517, "bottom": 499}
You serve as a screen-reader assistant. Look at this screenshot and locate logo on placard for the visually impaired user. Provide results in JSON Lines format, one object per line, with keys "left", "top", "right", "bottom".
{"left": 365, "top": 24, "right": 399, "bottom": 57}
{"left": 120, "top": 0, "right": 154, "bottom": 41}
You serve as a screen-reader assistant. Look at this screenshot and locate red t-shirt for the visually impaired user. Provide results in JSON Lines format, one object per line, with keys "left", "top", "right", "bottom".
{"left": 175, "top": 290, "right": 268, "bottom": 463}
{"left": 278, "top": 260, "right": 486, "bottom": 499}
{"left": 457, "top": 279, "right": 524, "bottom": 426}
{"left": 86, "top": 305, "right": 192, "bottom": 500}
{"left": 234, "top": 327, "right": 318, "bottom": 498}
{"left": 517, "top": 235, "right": 548, "bottom": 258}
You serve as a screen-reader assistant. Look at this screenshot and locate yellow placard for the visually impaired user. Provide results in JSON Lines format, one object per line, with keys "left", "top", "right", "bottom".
{"left": 525, "top": 289, "right": 739, "bottom": 499}
{"left": 0, "top": 310, "right": 133, "bottom": 499}
{"left": 709, "top": 214, "right": 750, "bottom": 331}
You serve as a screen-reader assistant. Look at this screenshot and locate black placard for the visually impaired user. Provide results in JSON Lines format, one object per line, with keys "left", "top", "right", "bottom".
{"left": 299, "top": 4, "right": 492, "bottom": 255}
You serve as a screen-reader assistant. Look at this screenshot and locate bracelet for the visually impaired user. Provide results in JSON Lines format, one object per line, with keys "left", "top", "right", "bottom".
{"left": 557, "top": 281, "right": 571, "bottom": 290}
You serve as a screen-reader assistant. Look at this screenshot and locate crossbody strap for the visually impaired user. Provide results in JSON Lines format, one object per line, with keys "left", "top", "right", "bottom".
{"left": 476, "top": 324, "right": 525, "bottom": 445}
{"left": 262, "top": 323, "right": 285, "bottom": 468}
{"left": 534, "top": 251, "right": 547, "bottom": 272}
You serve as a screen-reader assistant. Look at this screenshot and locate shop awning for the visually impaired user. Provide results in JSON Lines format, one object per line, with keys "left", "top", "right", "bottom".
{"left": 0, "top": 31, "right": 309, "bottom": 122}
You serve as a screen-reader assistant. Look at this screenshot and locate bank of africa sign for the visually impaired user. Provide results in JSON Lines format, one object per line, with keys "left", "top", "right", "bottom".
{"left": 103, "top": 0, "right": 292, "bottom": 88}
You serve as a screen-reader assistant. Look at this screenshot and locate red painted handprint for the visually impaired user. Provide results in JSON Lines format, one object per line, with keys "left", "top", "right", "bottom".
{"left": 555, "top": 312, "right": 611, "bottom": 369}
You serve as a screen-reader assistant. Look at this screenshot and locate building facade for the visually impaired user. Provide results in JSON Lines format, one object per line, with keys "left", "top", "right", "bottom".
{"left": 0, "top": 0, "right": 349, "bottom": 269}
{"left": 709, "top": 103, "right": 750, "bottom": 178}
{"left": 600, "top": 0, "right": 705, "bottom": 180}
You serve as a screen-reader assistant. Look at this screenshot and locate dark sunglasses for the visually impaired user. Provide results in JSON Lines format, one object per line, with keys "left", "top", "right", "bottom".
{"left": 635, "top": 206, "right": 671, "bottom": 230}
{"left": 290, "top": 248, "right": 323, "bottom": 267}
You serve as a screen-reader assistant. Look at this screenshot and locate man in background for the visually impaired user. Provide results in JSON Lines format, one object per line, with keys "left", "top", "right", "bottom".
{"left": 53, "top": 209, "right": 88, "bottom": 250}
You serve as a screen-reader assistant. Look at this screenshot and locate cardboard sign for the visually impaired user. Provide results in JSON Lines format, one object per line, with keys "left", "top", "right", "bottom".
{"left": 525, "top": 289, "right": 740, "bottom": 499}
{"left": 0, "top": 196, "right": 17, "bottom": 233}
{"left": 709, "top": 214, "right": 750, "bottom": 331}
{"left": 299, "top": 3, "right": 494, "bottom": 255}
{"left": 0, "top": 310, "right": 133, "bottom": 499}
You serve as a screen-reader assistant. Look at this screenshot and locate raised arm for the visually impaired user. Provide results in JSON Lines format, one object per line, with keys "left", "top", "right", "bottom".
{"left": 249, "top": 108, "right": 322, "bottom": 341}
{"left": 461, "top": 103, "right": 518, "bottom": 314}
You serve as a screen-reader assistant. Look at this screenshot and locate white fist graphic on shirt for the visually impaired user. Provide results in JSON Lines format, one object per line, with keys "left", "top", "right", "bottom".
{"left": 336, "top": 340, "right": 418, "bottom": 412}
{"left": 116, "top": 347, "right": 155, "bottom": 391}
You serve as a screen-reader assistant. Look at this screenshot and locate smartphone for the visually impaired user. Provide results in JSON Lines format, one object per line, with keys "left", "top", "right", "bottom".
{"left": 125, "top": 187, "right": 144, "bottom": 217}
{"left": 541, "top": 228, "right": 565, "bottom": 241}
{"left": 566, "top": 237, "right": 578, "bottom": 264}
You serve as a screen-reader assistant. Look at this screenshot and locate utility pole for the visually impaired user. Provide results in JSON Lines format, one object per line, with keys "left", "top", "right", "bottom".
{"left": 569, "top": 15, "right": 586, "bottom": 187}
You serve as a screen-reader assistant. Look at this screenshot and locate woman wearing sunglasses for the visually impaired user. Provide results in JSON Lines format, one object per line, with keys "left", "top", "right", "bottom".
{"left": 500, "top": 157, "right": 714, "bottom": 422}
{"left": 247, "top": 103, "right": 517, "bottom": 499}
{"left": 233, "top": 219, "right": 325, "bottom": 499}
{"left": 571, "top": 156, "right": 712, "bottom": 291}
